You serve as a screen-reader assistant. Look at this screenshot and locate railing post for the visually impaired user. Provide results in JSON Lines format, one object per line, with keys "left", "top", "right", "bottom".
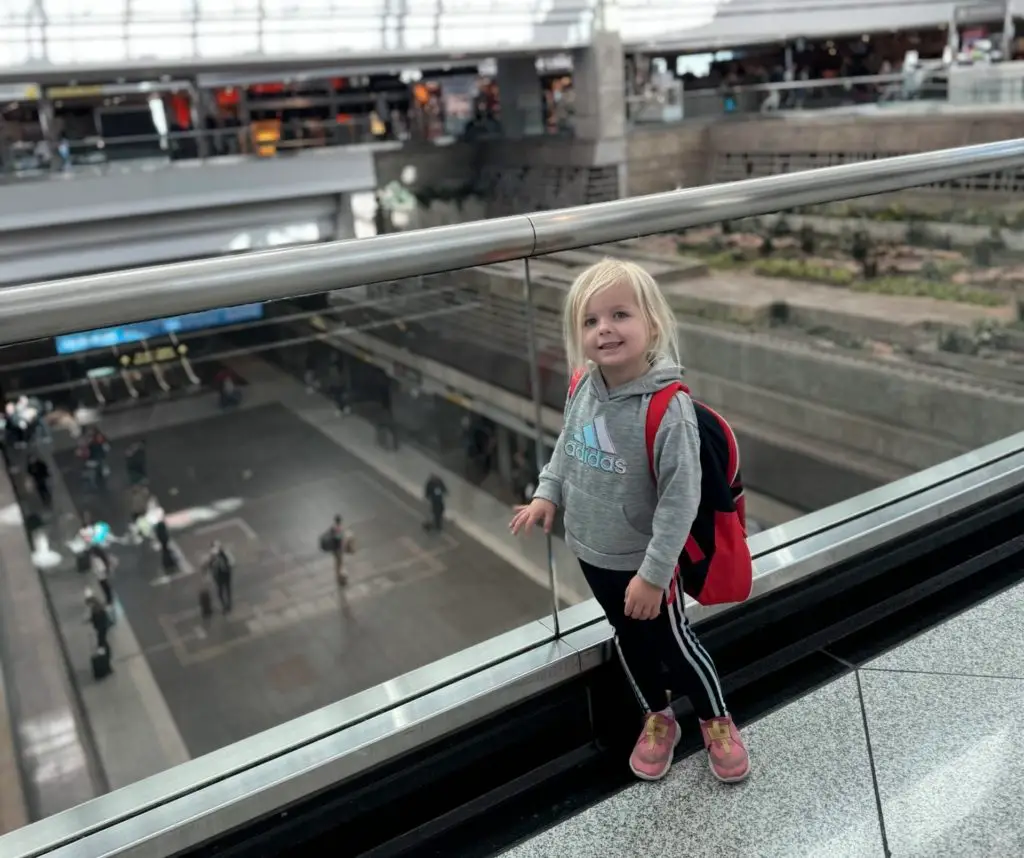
{"left": 522, "top": 258, "right": 560, "bottom": 635}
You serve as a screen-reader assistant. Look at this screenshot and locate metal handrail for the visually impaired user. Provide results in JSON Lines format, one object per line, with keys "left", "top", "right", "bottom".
{"left": 2, "top": 138, "right": 1024, "bottom": 348}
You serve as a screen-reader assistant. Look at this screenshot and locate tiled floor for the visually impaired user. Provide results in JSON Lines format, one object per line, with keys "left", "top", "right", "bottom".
{"left": 33, "top": 454, "right": 190, "bottom": 791}
{"left": 860, "top": 580, "right": 1024, "bottom": 857}
{"left": 503, "top": 675, "right": 885, "bottom": 858}
{"left": 53, "top": 403, "right": 553, "bottom": 758}
{"left": 503, "top": 579, "right": 1024, "bottom": 858}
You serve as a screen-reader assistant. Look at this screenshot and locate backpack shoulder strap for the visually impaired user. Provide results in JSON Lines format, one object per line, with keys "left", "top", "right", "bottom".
{"left": 645, "top": 382, "right": 686, "bottom": 477}
{"left": 566, "top": 368, "right": 587, "bottom": 405}
{"left": 693, "top": 399, "right": 741, "bottom": 486}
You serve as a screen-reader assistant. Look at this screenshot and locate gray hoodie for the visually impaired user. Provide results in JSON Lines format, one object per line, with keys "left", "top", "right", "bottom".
{"left": 534, "top": 358, "right": 702, "bottom": 590}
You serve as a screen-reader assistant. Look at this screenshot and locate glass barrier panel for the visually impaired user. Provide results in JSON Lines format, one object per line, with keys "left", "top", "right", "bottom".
{"left": 538, "top": 180, "right": 1024, "bottom": 614}
{"left": 2, "top": 153, "right": 1024, "bottom": 839}
{"left": 0, "top": 271, "right": 558, "bottom": 821}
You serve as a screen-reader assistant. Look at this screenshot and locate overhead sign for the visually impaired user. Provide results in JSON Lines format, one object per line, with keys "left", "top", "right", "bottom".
{"left": 46, "top": 85, "right": 104, "bottom": 99}
{"left": 55, "top": 304, "right": 264, "bottom": 356}
{"left": 0, "top": 83, "right": 40, "bottom": 101}
{"left": 120, "top": 344, "right": 186, "bottom": 367}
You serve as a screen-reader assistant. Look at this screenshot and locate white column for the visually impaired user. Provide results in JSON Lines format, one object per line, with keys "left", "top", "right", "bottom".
{"left": 334, "top": 194, "right": 356, "bottom": 240}
{"left": 572, "top": 31, "right": 626, "bottom": 142}
{"left": 496, "top": 57, "right": 545, "bottom": 137}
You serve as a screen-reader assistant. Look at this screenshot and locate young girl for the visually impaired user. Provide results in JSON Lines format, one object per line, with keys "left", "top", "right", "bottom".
{"left": 510, "top": 258, "right": 750, "bottom": 784}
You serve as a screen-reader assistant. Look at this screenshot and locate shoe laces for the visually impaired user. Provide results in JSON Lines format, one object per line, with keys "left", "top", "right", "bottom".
{"left": 642, "top": 713, "right": 669, "bottom": 749}
{"left": 704, "top": 718, "right": 735, "bottom": 752}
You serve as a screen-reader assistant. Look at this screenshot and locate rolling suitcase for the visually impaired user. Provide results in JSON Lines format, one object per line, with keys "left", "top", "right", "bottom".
{"left": 91, "top": 647, "right": 112, "bottom": 681}
{"left": 199, "top": 587, "right": 213, "bottom": 620}
{"left": 160, "top": 544, "right": 178, "bottom": 572}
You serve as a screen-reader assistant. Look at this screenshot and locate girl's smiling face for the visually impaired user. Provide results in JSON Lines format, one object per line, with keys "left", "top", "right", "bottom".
{"left": 581, "top": 280, "right": 650, "bottom": 385}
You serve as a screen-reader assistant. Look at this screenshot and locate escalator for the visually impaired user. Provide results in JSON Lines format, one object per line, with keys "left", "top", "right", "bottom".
{"left": 165, "top": 440, "right": 1023, "bottom": 858}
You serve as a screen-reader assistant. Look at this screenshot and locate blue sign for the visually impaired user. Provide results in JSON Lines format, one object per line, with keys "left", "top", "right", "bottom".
{"left": 55, "top": 303, "right": 264, "bottom": 356}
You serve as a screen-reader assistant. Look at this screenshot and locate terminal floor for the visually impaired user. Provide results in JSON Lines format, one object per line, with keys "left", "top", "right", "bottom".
{"left": 502, "top": 577, "right": 1024, "bottom": 858}
{"left": 54, "top": 403, "right": 553, "bottom": 757}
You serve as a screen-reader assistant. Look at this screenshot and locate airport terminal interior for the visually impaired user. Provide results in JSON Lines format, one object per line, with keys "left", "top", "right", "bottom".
{"left": 1, "top": 2, "right": 1024, "bottom": 857}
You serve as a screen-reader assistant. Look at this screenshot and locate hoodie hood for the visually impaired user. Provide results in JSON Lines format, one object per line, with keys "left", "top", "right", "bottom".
{"left": 585, "top": 356, "right": 685, "bottom": 401}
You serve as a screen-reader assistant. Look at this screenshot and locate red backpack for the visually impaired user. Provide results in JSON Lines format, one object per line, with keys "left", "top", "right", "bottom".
{"left": 567, "top": 369, "right": 753, "bottom": 606}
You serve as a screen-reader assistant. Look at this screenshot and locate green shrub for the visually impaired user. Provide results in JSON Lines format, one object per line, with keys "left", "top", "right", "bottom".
{"left": 851, "top": 276, "right": 1005, "bottom": 306}
{"left": 873, "top": 204, "right": 907, "bottom": 222}
{"left": 938, "top": 329, "right": 980, "bottom": 355}
{"left": 752, "top": 257, "right": 1005, "bottom": 306}
{"left": 702, "top": 251, "right": 746, "bottom": 270}
{"left": 760, "top": 236, "right": 774, "bottom": 257}
{"left": 753, "top": 257, "right": 855, "bottom": 286}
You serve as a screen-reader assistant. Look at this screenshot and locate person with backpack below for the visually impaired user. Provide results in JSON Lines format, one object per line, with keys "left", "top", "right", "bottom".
{"left": 320, "top": 515, "right": 350, "bottom": 586}
{"left": 206, "top": 541, "right": 234, "bottom": 614}
{"left": 510, "top": 259, "right": 752, "bottom": 786}
{"left": 423, "top": 474, "right": 448, "bottom": 532}
{"left": 83, "top": 588, "right": 113, "bottom": 679}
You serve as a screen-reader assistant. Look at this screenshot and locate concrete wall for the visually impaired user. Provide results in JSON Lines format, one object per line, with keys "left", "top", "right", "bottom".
{"left": 678, "top": 321, "right": 1024, "bottom": 456}
{"left": 627, "top": 123, "right": 713, "bottom": 195}
{"left": 384, "top": 136, "right": 623, "bottom": 226}
{"left": 387, "top": 109, "right": 1024, "bottom": 209}
{"left": 481, "top": 136, "right": 625, "bottom": 170}
{"left": 626, "top": 111, "right": 1024, "bottom": 196}
{"left": 705, "top": 112, "right": 1024, "bottom": 157}
{"left": 571, "top": 32, "right": 627, "bottom": 144}
{"left": 374, "top": 142, "right": 480, "bottom": 190}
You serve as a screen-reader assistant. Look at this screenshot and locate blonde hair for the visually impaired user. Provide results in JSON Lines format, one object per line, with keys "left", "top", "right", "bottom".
{"left": 562, "top": 258, "right": 681, "bottom": 370}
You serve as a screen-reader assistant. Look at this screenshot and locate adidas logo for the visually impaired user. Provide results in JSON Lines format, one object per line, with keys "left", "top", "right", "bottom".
{"left": 564, "top": 415, "right": 628, "bottom": 474}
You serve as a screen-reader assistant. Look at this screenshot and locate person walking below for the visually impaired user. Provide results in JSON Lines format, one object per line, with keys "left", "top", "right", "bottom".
{"left": 27, "top": 455, "right": 51, "bottom": 508}
{"left": 149, "top": 498, "right": 177, "bottom": 572}
{"left": 80, "top": 511, "right": 113, "bottom": 575}
{"left": 320, "top": 515, "right": 350, "bottom": 586}
{"left": 206, "top": 541, "right": 234, "bottom": 614}
{"left": 93, "top": 553, "right": 114, "bottom": 611}
{"left": 84, "top": 588, "right": 111, "bottom": 655}
{"left": 125, "top": 440, "right": 147, "bottom": 486}
{"left": 423, "top": 474, "right": 448, "bottom": 532}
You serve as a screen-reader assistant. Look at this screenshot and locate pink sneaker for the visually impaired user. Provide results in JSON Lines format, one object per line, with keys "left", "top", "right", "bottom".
{"left": 699, "top": 715, "right": 750, "bottom": 783}
{"left": 629, "top": 711, "right": 681, "bottom": 781}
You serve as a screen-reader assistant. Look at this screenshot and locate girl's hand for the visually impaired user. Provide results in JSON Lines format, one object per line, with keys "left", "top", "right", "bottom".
{"left": 509, "top": 498, "right": 556, "bottom": 536}
{"left": 625, "top": 575, "right": 663, "bottom": 621}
